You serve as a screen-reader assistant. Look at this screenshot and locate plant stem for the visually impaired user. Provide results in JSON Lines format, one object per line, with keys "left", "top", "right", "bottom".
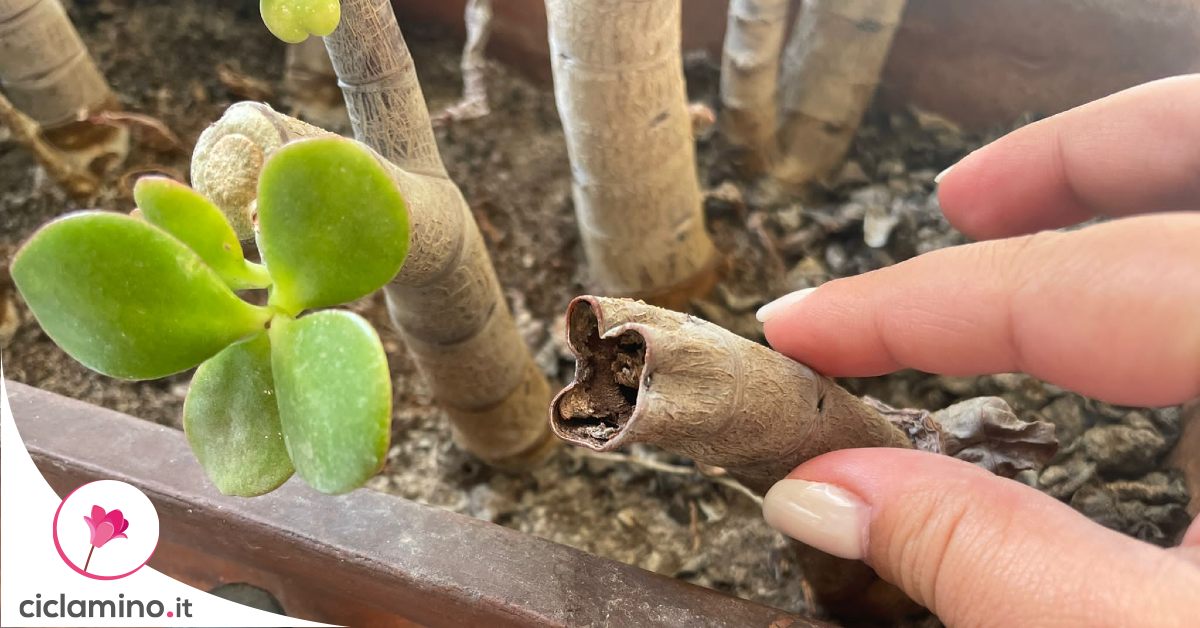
{"left": 774, "top": 0, "right": 908, "bottom": 186}
{"left": 544, "top": 0, "right": 719, "bottom": 308}
{"left": 83, "top": 545, "right": 94, "bottom": 573}
{"left": 319, "top": 0, "right": 554, "bottom": 469}
{"left": 0, "top": 89, "right": 98, "bottom": 199}
{"left": 435, "top": 0, "right": 493, "bottom": 125}
{"left": 0, "top": 0, "right": 128, "bottom": 172}
{"left": 550, "top": 296, "right": 1056, "bottom": 619}
{"left": 719, "top": 0, "right": 790, "bottom": 175}
{"left": 192, "top": 102, "right": 555, "bottom": 470}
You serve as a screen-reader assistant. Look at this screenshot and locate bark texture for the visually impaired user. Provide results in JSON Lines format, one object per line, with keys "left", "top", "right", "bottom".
{"left": 192, "top": 102, "right": 555, "bottom": 470}
{"left": 719, "top": 0, "right": 789, "bottom": 176}
{"left": 545, "top": 0, "right": 718, "bottom": 308}
{"left": 321, "top": 0, "right": 444, "bottom": 177}
{"left": 0, "top": 0, "right": 126, "bottom": 169}
{"left": 550, "top": 296, "right": 1057, "bottom": 619}
{"left": 775, "top": 0, "right": 907, "bottom": 186}
{"left": 551, "top": 295, "right": 912, "bottom": 494}
{"left": 323, "top": 0, "right": 553, "bottom": 468}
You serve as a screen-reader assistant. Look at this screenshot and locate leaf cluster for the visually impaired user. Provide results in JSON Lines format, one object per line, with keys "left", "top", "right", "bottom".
{"left": 12, "top": 138, "right": 410, "bottom": 495}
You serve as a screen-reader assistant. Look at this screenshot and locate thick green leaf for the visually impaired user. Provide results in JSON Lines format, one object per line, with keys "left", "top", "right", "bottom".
{"left": 261, "top": 0, "right": 340, "bottom": 43}
{"left": 184, "top": 333, "right": 293, "bottom": 496}
{"left": 269, "top": 310, "right": 391, "bottom": 494}
{"left": 134, "top": 177, "right": 271, "bottom": 290}
{"left": 257, "top": 137, "right": 409, "bottom": 315}
{"left": 11, "top": 211, "right": 271, "bottom": 379}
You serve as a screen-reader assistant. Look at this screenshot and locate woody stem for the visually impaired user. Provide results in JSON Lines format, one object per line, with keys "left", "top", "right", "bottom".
{"left": 83, "top": 545, "right": 95, "bottom": 572}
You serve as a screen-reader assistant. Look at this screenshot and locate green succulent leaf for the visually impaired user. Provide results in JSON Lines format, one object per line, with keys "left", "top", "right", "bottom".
{"left": 269, "top": 310, "right": 391, "bottom": 494}
{"left": 184, "top": 333, "right": 293, "bottom": 496}
{"left": 257, "top": 137, "right": 409, "bottom": 316}
{"left": 10, "top": 211, "right": 271, "bottom": 380}
{"left": 261, "top": 0, "right": 341, "bottom": 43}
{"left": 133, "top": 177, "right": 271, "bottom": 290}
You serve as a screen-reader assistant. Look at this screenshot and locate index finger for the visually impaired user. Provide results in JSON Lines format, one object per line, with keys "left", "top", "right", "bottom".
{"left": 938, "top": 74, "right": 1200, "bottom": 240}
{"left": 759, "top": 214, "right": 1200, "bottom": 407}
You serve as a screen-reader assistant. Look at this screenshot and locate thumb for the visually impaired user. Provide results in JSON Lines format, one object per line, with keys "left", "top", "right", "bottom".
{"left": 762, "top": 449, "right": 1200, "bottom": 626}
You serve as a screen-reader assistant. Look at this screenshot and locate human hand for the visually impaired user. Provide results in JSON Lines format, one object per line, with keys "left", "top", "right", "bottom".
{"left": 755, "top": 75, "right": 1200, "bottom": 625}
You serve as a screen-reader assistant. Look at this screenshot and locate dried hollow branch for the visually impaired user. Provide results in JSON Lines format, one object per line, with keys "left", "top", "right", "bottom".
{"left": 550, "top": 296, "right": 1058, "bottom": 619}
{"left": 552, "top": 296, "right": 1057, "bottom": 486}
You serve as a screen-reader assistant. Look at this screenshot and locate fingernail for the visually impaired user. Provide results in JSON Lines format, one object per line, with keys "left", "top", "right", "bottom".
{"left": 755, "top": 287, "right": 817, "bottom": 323}
{"left": 934, "top": 163, "right": 955, "bottom": 184}
{"left": 762, "top": 479, "right": 869, "bottom": 560}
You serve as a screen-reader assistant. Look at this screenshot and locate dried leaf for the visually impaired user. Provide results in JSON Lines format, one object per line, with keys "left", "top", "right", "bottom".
{"left": 933, "top": 396, "right": 1058, "bottom": 477}
{"left": 89, "top": 110, "right": 186, "bottom": 153}
{"left": 868, "top": 395, "right": 1058, "bottom": 477}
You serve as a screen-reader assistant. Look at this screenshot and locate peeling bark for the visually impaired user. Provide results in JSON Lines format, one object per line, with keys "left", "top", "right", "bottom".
{"left": 192, "top": 102, "right": 555, "bottom": 470}
{"left": 434, "top": 0, "right": 493, "bottom": 125}
{"left": 719, "top": 0, "right": 789, "bottom": 176}
{"left": 774, "top": 0, "right": 907, "bottom": 186}
{"left": 0, "top": 0, "right": 127, "bottom": 172}
{"left": 545, "top": 0, "right": 719, "bottom": 308}
{"left": 550, "top": 296, "right": 1058, "bottom": 619}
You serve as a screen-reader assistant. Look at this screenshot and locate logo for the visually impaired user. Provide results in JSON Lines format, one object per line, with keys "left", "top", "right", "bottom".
{"left": 52, "top": 480, "right": 160, "bottom": 580}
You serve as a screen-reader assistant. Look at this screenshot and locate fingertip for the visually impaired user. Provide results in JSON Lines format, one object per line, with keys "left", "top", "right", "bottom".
{"left": 761, "top": 280, "right": 901, "bottom": 377}
{"left": 935, "top": 149, "right": 999, "bottom": 240}
{"left": 779, "top": 448, "right": 1192, "bottom": 625}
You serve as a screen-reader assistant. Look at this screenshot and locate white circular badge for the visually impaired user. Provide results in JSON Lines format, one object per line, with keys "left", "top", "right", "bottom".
{"left": 52, "top": 480, "right": 160, "bottom": 580}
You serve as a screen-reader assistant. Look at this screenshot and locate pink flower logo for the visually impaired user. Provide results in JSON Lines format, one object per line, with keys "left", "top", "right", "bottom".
{"left": 82, "top": 505, "right": 129, "bottom": 573}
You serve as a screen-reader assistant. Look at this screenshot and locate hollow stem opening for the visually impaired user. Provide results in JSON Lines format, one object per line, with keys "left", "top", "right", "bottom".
{"left": 553, "top": 300, "right": 646, "bottom": 448}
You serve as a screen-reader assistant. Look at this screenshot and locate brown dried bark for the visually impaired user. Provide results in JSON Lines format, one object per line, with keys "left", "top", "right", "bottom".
{"left": 545, "top": 0, "right": 719, "bottom": 308}
{"left": 0, "top": 0, "right": 127, "bottom": 171}
{"left": 550, "top": 296, "right": 1057, "bottom": 619}
{"left": 191, "top": 102, "right": 555, "bottom": 470}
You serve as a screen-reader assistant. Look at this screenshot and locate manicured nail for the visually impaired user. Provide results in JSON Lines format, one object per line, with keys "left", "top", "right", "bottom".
{"left": 762, "top": 479, "right": 869, "bottom": 560}
{"left": 934, "top": 163, "right": 955, "bottom": 184}
{"left": 755, "top": 287, "right": 816, "bottom": 323}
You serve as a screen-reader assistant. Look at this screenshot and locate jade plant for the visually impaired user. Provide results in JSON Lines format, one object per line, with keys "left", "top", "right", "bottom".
{"left": 11, "top": 137, "right": 409, "bottom": 496}
{"left": 216, "top": 0, "right": 556, "bottom": 470}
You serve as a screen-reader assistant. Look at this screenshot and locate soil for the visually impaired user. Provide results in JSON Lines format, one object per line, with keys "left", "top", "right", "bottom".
{"left": 1, "top": 0, "right": 1192, "bottom": 620}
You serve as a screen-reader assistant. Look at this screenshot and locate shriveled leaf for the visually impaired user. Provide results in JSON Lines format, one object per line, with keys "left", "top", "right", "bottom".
{"left": 185, "top": 333, "right": 293, "bottom": 496}
{"left": 134, "top": 177, "right": 270, "bottom": 290}
{"left": 933, "top": 397, "right": 1059, "bottom": 477}
{"left": 269, "top": 310, "right": 391, "bottom": 494}
{"left": 11, "top": 211, "right": 270, "bottom": 379}
{"left": 867, "top": 395, "right": 1059, "bottom": 477}
{"left": 260, "top": 0, "right": 340, "bottom": 43}
{"left": 257, "top": 137, "right": 409, "bottom": 315}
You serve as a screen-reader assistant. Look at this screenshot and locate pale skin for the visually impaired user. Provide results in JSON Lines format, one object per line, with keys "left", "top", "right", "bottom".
{"left": 758, "top": 75, "right": 1200, "bottom": 625}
